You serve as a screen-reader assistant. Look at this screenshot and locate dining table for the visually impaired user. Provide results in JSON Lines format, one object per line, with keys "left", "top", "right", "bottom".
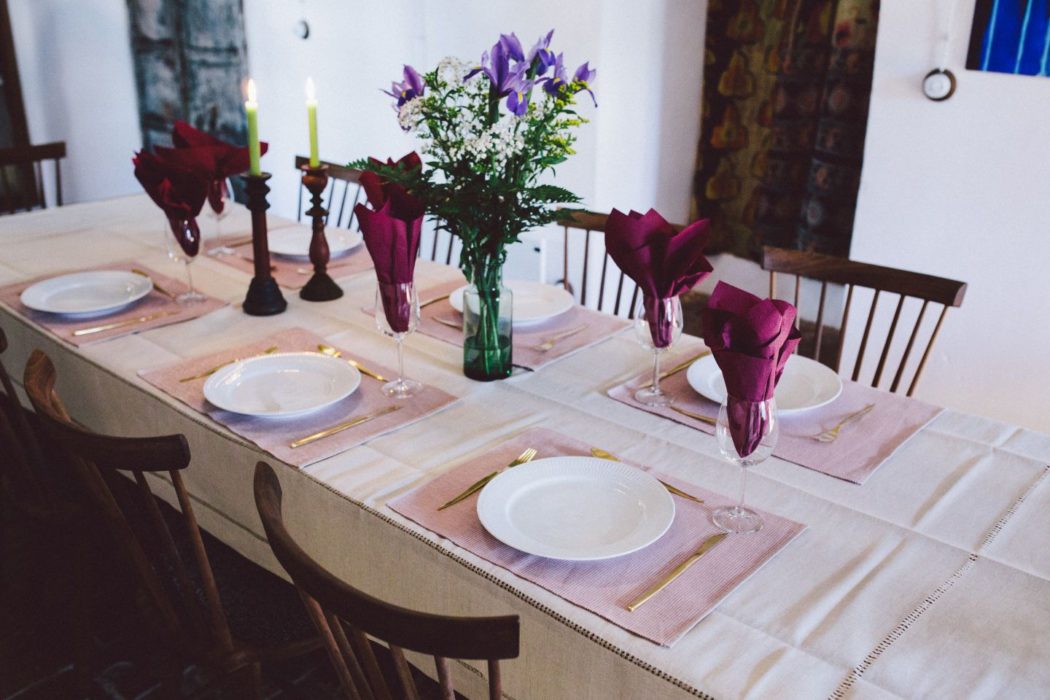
{"left": 1, "top": 193, "right": 1048, "bottom": 700}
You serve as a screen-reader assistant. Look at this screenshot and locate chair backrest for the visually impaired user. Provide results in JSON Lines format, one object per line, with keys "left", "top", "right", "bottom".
{"left": 0, "top": 327, "right": 51, "bottom": 516}
{"left": 0, "top": 141, "right": 65, "bottom": 213}
{"left": 253, "top": 461, "right": 519, "bottom": 700}
{"left": 23, "top": 350, "right": 234, "bottom": 655}
{"left": 557, "top": 209, "right": 691, "bottom": 317}
{"left": 762, "top": 246, "right": 967, "bottom": 396}
{"left": 295, "top": 155, "right": 366, "bottom": 231}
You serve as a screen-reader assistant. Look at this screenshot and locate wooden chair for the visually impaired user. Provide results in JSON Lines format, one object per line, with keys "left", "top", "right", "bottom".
{"left": 23, "top": 350, "right": 317, "bottom": 696}
{"left": 556, "top": 209, "right": 691, "bottom": 317}
{"left": 762, "top": 246, "right": 967, "bottom": 396}
{"left": 254, "top": 461, "right": 520, "bottom": 700}
{"left": 0, "top": 141, "right": 65, "bottom": 213}
{"left": 0, "top": 326, "right": 51, "bottom": 515}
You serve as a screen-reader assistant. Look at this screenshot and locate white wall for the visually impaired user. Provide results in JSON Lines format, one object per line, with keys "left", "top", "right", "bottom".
{"left": 8, "top": 0, "right": 141, "bottom": 204}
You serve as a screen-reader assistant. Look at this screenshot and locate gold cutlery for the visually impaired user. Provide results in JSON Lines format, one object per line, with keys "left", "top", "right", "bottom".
{"left": 433, "top": 317, "right": 462, "bottom": 330}
{"left": 215, "top": 235, "right": 254, "bottom": 250}
{"left": 589, "top": 448, "right": 704, "bottom": 504}
{"left": 420, "top": 293, "right": 451, "bottom": 309}
{"left": 533, "top": 325, "right": 586, "bottom": 352}
{"left": 639, "top": 350, "right": 711, "bottom": 388}
{"left": 437, "top": 447, "right": 537, "bottom": 511}
{"left": 178, "top": 345, "right": 279, "bottom": 382}
{"left": 626, "top": 532, "right": 728, "bottom": 612}
{"left": 290, "top": 405, "right": 401, "bottom": 449}
{"left": 316, "top": 344, "right": 388, "bottom": 382}
{"left": 72, "top": 309, "right": 181, "bottom": 337}
{"left": 296, "top": 262, "right": 356, "bottom": 275}
{"left": 130, "top": 268, "right": 177, "bottom": 301}
{"left": 812, "top": 403, "right": 875, "bottom": 443}
{"left": 669, "top": 404, "right": 717, "bottom": 426}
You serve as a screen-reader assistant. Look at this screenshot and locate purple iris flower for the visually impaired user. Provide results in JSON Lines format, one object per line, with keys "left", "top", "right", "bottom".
{"left": 382, "top": 64, "right": 425, "bottom": 109}
{"left": 505, "top": 75, "right": 535, "bottom": 116}
{"left": 499, "top": 33, "right": 525, "bottom": 62}
{"left": 573, "top": 61, "right": 598, "bottom": 106}
{"left": 466, "top": 40, "right": 528, "bottom": 97}
{"left": 526, "top": 30, "right": 556, "bottom": 76}
{"left": 541, "top": 53, "right": 568, "bottom": 95}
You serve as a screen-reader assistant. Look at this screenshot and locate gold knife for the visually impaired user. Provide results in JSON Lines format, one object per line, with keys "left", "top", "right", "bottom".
{"left": 437, "top": 447, "right": 537, "bottom": 511}
{"left": 420, "top": 293, "right": 451, "bottom": 309}
{"left": 290, "top": 405, "right": 400, "bottom": 449}
{"left": 626, "top": 532, "right": 729, "bottom": 612}
{"left": 589, "top": 448, "right": 704, "bottom": 504}
{"left": 669, "top": 404, "right": 717, "bottom": 426}
{"left": 639, "top": 350, "right": 711, "bottom": 388}
{"left": 72, "top": 309, "right": 181, "bottom": 337}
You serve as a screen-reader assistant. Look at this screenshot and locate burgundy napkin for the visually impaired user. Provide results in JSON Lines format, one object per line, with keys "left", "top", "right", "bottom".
{"left": 155, "top": 120, "right": 269, "bottom": 214}
{"left": 604, "top": 208, "right": 712, "bottom": 347}
{"left": 132, "top": 150, "right": 207, "bottom": 257}
{"left": 701, "top": 281, "right": 801, "bottom": 457}
{"left": 355, "top": 154, "right": 425, "bottom": 332}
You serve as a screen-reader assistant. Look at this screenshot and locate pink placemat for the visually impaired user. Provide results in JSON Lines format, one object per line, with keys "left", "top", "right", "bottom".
{"left": 206, "top": 230, "right": 373, "bottom": 290}
{"left": 409, "top": 278, "right": 630, "bottom": 370}
{"left": 0, "top": 262, "right": 226, "bottom": 347}
{"left": 138, "top": 327, "right": 458, "bottom": 468}
{"left": 607, "top": 349, "right": 943, "bottom": 484}
{"left": 388, "top": 427, "right": 804, "bottom": 647}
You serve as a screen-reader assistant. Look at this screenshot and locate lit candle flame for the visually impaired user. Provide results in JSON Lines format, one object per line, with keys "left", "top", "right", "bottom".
{"left": 246, "top": 78, "right": 257, "bottom": 105}
{"left": 305, "top": 76, "right": 316, "bottom": 104}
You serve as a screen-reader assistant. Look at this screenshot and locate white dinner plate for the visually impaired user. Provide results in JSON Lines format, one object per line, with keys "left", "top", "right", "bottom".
{"left": 269, "top": 228, "right": 363, "bottom": 260}
{"left": 20, "top": 270, "right": 153, "bottom": 318}
{"left": 477, "top": 456, "right": 675, "bottom": 561}
{"left": 449, "top": 280, "right": 574, "bottom": 326}
{"left": 203, "top": 352, "right": 361, "bottom": 418}
{"left": 686, "top": 353, "right": 843, "bottom": 416}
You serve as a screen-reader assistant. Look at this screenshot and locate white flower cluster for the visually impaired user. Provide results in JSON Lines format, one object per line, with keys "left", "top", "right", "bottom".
{"left": 398, "top": 97, "right": 425, "bottom": 131}
{"left": 436, "top": 55, "right": 469, "bottom": 84}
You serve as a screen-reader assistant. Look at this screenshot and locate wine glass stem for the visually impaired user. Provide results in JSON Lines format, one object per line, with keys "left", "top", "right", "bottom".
{"left": 396, "top": 336, "right": 405, "bottom": 386}
{"left": 184, "top": 259, "right": 196, "bottom": 294}
{"left": 651, "top": 350, "right": 662, "bottom": 395}
{"left": 738, "top": 466, "right": 748, "bottom": 511}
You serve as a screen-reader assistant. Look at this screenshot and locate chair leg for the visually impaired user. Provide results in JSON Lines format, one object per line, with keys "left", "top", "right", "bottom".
{"left": 72, "top": 532, "right": 95, "bottom": 698}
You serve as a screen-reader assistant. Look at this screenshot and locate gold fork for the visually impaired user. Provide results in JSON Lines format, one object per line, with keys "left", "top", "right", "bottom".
{"left": 437, "top": 448, "right": 537, "bottom": 510}
{"left": 130, "top": 268, "right": 177, "bottom": 301}
{"left": 590, "top": 447, "right": 704, "bottom": 504}
{"left": 812, "top": 404, "right": 875, "bottom": 443}
{"left": 316, "top": 344, "right": 388, "bottom": 382}
{"left": 639, "top": 351, "right": 711, "bottom": 388}
{"left": 669, "top": 404, "right": 718, "bottom": 426}
{"left": 533, "top": 325, "right": 586, "bottom": 352}
{"left": 178, "top": 345, "right": 279, "bottom": 382}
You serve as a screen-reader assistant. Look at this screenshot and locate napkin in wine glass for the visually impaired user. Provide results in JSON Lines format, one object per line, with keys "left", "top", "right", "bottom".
{"left": 701, "top": 281, "right": 801, "bottom": 457}
{"left": 604, "top": 208, "right": 712, "bottom": 347}
{"left": 154, "top": 121, "right": 269, "bottom": 214}
{"left": 355, "top": 160, "right": 425, "bottom": 332}
{"left": 132, "top": 150, "right": 208, "bottom": 256}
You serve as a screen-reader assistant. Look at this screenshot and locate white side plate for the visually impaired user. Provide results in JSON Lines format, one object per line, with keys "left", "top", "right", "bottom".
{"left": 449, "top": 280, "right": 574, "bottom": 326}
{"left": 477, "top": 456, "right": 675, "bottom": 561}
{"left": 686, "top": 353, "right": 843, "bottom": 415}
{"left": 203, "top": 352, "right": 361, "bottom": 418}
{"left": 269, "top": 228, "right": 363, "bottom": 260}
{"left": 20, "top": 270, "right": 153, "bottom": 318}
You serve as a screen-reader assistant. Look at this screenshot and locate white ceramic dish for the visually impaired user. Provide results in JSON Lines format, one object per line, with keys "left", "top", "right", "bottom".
{"left": 20, "top": 270, "right": 153, "bottom": 318}
{"left": 269, "top": 228, "right": 363, "bottom": 260}
{"left": 686, "top": 353, "right": 843, "bottom": 415}
{"left": 203, "top": 352, "right": 361, "bottom": 418}
{"left": 477, "top": 456, "right": 675, "bottom": 561}
{"left": 449, "top": 280, "right": 574, "bottom": 326}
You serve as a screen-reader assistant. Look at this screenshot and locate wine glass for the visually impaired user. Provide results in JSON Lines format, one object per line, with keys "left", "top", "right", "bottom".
{"left": 205, "top": 178, "right": 236, "bottom": 255}
{"left": 374, "top": 282, "right": 423, "bottom": 398}
{"left": 713, "top": 397, "right": 778, "bottom": 534}
{"left": 633, "top": 295, "right": 684, "bottom": 407}
{"left": 161, "top": 217, "right": 207, "bottom": 305}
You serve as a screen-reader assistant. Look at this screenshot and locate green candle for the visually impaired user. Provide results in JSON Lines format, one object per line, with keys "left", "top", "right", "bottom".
{"left": 306, "top": 77, "right": 319, "bottom": 168}
{"left": 245, "top": 79, "right": 261, "bottom": 176}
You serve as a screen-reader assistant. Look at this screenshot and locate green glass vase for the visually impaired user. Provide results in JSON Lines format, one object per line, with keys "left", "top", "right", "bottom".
{"left": 462, "top": 260, "right": 513, "bottom": 381}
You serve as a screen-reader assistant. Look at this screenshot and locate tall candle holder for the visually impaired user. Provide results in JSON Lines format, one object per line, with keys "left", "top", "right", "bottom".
{"left": 242, "top": 172, "right": 287, "bottom": 316}
{"left": 298, "top": 164, "right": 343, "bottom": 301}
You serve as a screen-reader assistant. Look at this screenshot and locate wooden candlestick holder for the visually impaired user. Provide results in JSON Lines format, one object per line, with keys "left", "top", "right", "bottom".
{"left": 242, "top": 172, "right": 287, "bottom": 316}
{"left": 298, "top": 164, "right": 343, "bottom": 302}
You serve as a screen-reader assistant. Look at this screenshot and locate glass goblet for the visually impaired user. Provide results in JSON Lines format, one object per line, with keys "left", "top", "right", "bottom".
{"left": 633, "top": 295, "right": 684, "bottom": 407}
{"left": 374, "top": 282, "right": 423, "bottom": 399}
{"left": 713, "top": 397, "right": 778, "bottom": 534}
{"left": 161, "top": 217, "right": 207, "bottom": 305}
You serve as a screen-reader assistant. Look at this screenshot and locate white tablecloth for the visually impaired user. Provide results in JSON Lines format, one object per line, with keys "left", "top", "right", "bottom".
{"left": 2, "top": 195, "right": 1048, "bottom": 699}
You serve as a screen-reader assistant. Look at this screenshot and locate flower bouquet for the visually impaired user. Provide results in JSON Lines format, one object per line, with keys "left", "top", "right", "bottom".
{"left": 352, "top": 30, "right": 597, "bottom": 380}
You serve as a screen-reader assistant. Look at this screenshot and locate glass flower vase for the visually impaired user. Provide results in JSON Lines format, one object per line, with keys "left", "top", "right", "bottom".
{"left": 462, "top": 259, "right": 513, "bottom": 381}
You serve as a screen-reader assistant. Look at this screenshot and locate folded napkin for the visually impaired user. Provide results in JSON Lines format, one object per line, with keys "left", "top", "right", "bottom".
{"left": 701, "top": 281, "right": 801, "bottom": 457}
{"left": 355, "top": 155, "right": 425, "bottom": 333}
{"left": 604, "top": 209, "right": 712, "bottom": 347}
{"left": 156, "top": 120, "right": 268, "bottom": 214}
{"left": 132, "top": 150, "right": 208, "bottom": 257}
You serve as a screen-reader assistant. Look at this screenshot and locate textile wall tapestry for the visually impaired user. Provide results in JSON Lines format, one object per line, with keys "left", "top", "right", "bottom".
{"left": 692, "top": 0, "right": 879, "bottom": 259}
{"left": 967, "top": 0, "right": 1050, "bottom": 77}
{"left": 126, "top": 0, "right": 249, "bottom": 151}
